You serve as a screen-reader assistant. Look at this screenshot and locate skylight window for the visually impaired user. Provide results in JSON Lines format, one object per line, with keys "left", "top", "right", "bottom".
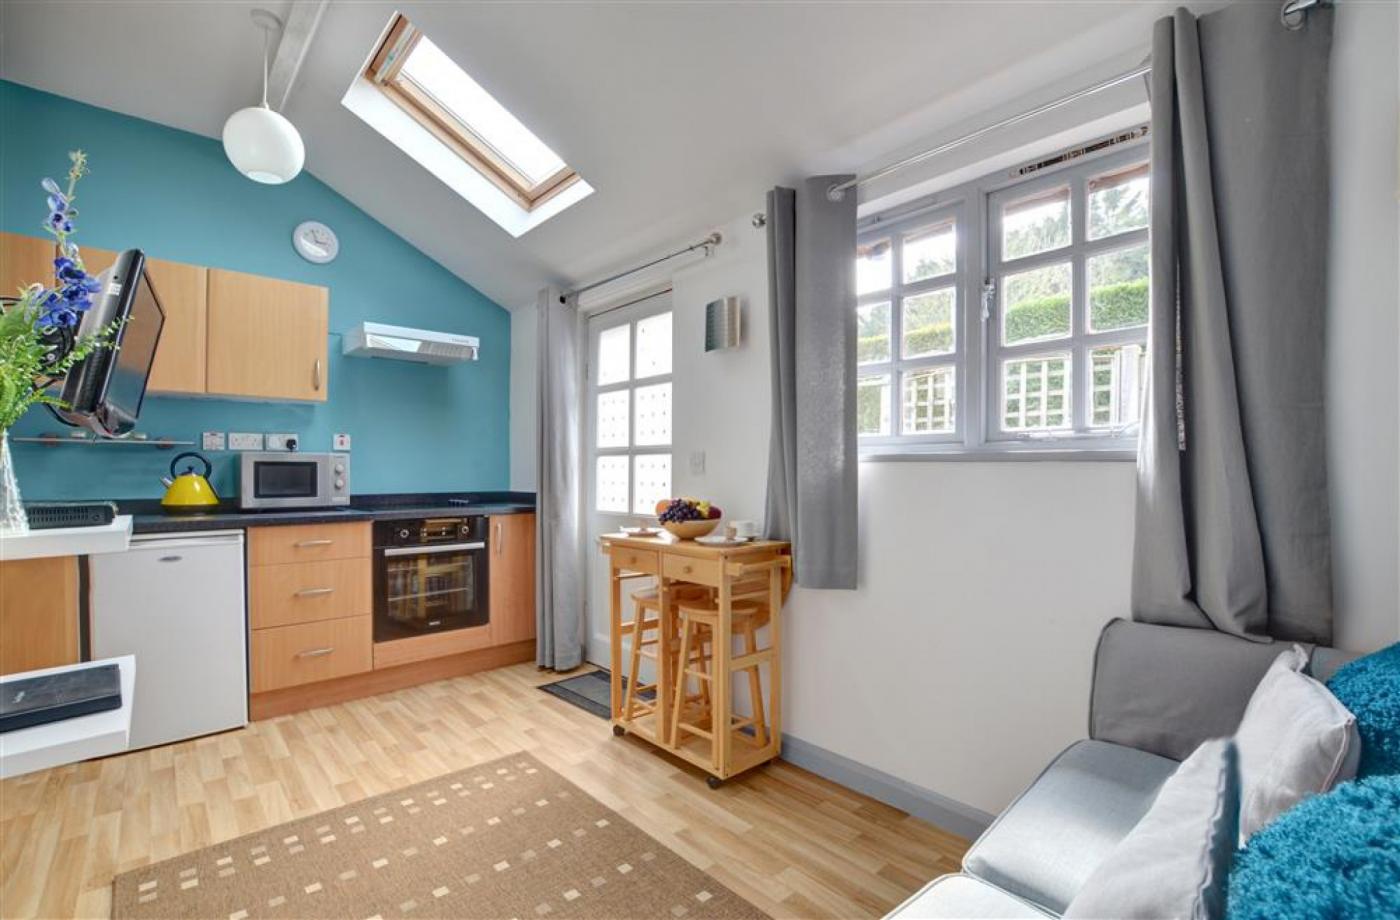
{"left": 356, "top": 14, "right": 587, "bottom": 224}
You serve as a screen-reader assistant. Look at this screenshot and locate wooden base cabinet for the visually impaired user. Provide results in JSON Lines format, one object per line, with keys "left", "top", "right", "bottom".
{"left": 0, "top": 556, "right": 80, "bottom": 677}
{"left": 490, "top": 513, "right": 536, "bottom": 645}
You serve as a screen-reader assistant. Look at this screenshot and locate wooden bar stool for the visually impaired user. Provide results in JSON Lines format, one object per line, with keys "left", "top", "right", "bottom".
{"left": 620, "top": 584, "right": 708, "bottom": 723}
{"left": 669, "top": 597, "right": 771, "bottom": 771}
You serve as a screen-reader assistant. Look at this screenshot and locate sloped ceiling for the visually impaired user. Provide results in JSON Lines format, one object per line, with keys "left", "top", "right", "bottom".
{"left": 1, "top": 1, "right": 1182, "bottom": 309}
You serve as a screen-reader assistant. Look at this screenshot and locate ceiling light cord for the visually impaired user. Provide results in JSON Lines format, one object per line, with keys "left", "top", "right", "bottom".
{"left": 261, "top": 25, "right": 270, "bottom": 109}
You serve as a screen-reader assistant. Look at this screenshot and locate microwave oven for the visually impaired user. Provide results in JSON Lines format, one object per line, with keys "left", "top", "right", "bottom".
{"left": 239, "top": 452, "right": 351, "bottom": 510}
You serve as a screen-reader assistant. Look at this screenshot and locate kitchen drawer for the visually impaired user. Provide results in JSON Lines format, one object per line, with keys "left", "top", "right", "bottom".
{"left": 248, "top": 522, "right": 370, "bottom": 566}
{"left": 662, "top": 554, "right": 721, "bottom": 587}
{"left": 251, "top": 615, "right": 371, "bottom": 692}
{"left": 610, "top": 546, "right": 660, "bottom": 575}
{"left": 250, "top": 558, "right": 371, "bottom": 629}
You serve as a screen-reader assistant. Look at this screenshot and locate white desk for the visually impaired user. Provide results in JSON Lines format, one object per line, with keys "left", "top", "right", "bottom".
{"left": 0, "top": 655, "right": 135, "bottom": 779}
{"left": 0, "top": 515, "right": 132, "bottom": 562}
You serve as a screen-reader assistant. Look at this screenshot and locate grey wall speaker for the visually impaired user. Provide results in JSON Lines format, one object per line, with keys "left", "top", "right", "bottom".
{"left": 705, "top": 296, "right": 741, "bottom": 351}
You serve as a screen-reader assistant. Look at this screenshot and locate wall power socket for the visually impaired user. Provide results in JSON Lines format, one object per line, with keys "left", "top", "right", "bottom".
{"left": 228, "top": 432, "right": 264, "bottom": 451}
{"left": 266, "top": 433, "right": 299, "bottom": 452}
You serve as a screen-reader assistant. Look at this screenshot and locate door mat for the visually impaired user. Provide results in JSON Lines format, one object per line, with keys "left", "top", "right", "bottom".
{"left": 539, "top": 669, "right": 653, "bottom": 720}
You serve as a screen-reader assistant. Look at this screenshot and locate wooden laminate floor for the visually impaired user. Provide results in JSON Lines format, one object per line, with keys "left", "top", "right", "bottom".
{"left": 0, "top": 663, "right": 968, "bottom": 919}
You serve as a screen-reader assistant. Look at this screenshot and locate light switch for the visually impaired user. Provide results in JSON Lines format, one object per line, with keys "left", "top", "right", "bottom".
{"left": 228, "top": 432, "right": 264, "bottom": 451}
{"left": 201, "top": 431, "right": 226, "bottom": 452}
{"left": 689, "top": 451, "right": 706, "bottom": 475}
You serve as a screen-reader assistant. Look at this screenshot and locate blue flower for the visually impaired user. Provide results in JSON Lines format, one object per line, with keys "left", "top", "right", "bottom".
{"left": 54, "top": 256, "right": 82, "bottom": 283}
{"left": 41, "top": 177, "right": 61, "bottom": 196}
{"left": 46, "top": 211, "right": 72, "bottom": 233}
{"left": 46, "top": 193, "right": 69, "bottom": 213}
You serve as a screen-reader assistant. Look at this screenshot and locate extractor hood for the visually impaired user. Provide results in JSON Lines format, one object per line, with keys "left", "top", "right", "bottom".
{"left": 342, "top": 322, "right": 479, "bottom": 365}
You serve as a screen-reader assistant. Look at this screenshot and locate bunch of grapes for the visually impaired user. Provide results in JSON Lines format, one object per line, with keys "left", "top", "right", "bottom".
{"left": 658, "top": 498, "right": 703, "bottom": 524}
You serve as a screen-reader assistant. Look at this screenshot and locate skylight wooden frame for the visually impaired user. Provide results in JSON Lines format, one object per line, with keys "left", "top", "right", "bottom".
{"left": 364, "top": 15, "right": 580, "bottom": 212}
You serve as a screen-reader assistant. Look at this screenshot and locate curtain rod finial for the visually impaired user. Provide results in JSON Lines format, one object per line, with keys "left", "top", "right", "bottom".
{"left": 826, "top": 185, "right": 846, "bottom": 203}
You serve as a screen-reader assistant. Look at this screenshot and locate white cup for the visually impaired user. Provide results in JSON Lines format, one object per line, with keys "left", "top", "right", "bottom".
{"left": 726, "top": 519, "right": 759, "bottom": 539}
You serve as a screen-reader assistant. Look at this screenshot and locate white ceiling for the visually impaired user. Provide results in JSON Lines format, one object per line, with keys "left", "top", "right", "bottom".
{"left": 1, "top": 1, "right": 1185, "bottom": 309}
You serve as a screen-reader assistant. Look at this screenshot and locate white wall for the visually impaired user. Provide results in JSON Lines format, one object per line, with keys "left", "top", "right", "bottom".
{"left": 509, "top": 302, "right": 537, "bottom": 492}
{"left": 508, "top": 0, "right": 1400, "bottom": 817}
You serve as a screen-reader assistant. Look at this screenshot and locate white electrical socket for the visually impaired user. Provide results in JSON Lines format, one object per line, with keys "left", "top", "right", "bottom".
{"left": 689, "top": 450, "right": 706, "bottom": 475}
{"left": 266, "top": 433, "right": 299, "bottom": 452}
{"left": 228, "top": 432, "right": 264, "bottom": 451}
{"left": 201, "top": 431, "right": 226, "bottom": 452}
{"left": 333, "top": 433, "right": 351, "bottom": 451}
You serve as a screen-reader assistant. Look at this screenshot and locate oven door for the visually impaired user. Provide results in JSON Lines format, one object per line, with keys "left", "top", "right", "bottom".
{"left": 374, "top": 542, "right": 489, "bottom": 641}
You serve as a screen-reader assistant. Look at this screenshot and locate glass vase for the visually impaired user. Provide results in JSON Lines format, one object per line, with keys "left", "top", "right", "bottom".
{"left": 0, "top": 430, "right": 29, "bottom": 535}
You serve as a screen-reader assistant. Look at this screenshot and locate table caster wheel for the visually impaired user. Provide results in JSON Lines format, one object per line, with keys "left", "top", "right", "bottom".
{"left": 612, "top": 724, "right": 626, "bottom": 737}
{"left": 706, "top": 776, "right": 723, "bottom": 790}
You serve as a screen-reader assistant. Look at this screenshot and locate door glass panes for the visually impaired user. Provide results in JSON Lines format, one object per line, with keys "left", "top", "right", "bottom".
{"left": 902, "top": 367, "right": 955, "bottom": 434}
{"left": 632, "top": 454, "right": 671, "bottom": 514}
{"left": 1001, "top": 185, "right": 1071, "bottom": 260}
{"left": 903, "top": 220, "right": 956, "bottom": 282}
{"left": 857, "top": 374, "right": 891, "bottom": 436}
{"left": 1088, "top": 163, "right": 1149, "bottom": 239}
{"left": 1003, "top": 262, "right": 1072, "bottom": 345}
{"left": 595, "top": 390, "right": 630, "bottom": 448}
{"left": 856, "top": 238, "right": 892, "bottom": 295}
{"left": 596, "top": 456, "right": 629, "bottom": 512}
{"left": 596, "top": 324, "right": 630, "bottom": 386}
{"left": 634, "top": 312, "right": 672, "bottom": 378}
{"left": 1088, "top": 244, "right": 1150, "bottom": 332}
{"left": 1002, "top": 355, "right": 1070, "bottom": 431}
{"left": 633, "top": 382, "right": 672, "bottom": 446}
{"left": 1090, "top": 344, "right": 1146, "bottom": 428}
{"left": 901, "top": 289, "right": 956, "bottom": 358}
{"left": 857, "top": 301, "right": 891, "bottom": 364}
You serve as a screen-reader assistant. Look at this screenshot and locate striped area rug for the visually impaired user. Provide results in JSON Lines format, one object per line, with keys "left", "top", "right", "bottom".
{"left": 111, "top": 752, "right": 763, "bottom": 920}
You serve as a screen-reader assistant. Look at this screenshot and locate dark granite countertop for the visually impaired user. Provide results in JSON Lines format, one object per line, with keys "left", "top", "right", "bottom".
{"left": 117, "top": 491, "right": 535, "bottom": 535}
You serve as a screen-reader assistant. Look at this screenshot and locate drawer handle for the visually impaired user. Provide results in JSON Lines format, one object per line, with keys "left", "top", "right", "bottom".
{"left": 295, "top": 587, "right": 335, "bottom": 597}
{"left": 296, "top": 646, "right": 335, "bottom": 658}
{"left": 682, "top": 564, "right": 694, "bottom": 574}
{"left": 295, "top": 539, "right": 334, "bottom": 548}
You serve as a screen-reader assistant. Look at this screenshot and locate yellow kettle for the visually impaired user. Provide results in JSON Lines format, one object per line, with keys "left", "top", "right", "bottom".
{"left": 161, "top": 452, "right": 220, "bottom": 511}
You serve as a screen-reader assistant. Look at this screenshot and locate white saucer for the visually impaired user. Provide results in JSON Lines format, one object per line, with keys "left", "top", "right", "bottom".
{"left": 694, "top": 534, "right": 753, "bottom": 546}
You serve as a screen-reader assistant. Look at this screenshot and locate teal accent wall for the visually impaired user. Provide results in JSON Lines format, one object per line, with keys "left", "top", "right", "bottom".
{"left": 1, "top": 81, "right": 512, "bottom": 500}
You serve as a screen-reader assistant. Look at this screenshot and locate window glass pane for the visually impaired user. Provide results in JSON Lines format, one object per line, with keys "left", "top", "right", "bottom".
{"left": 1002, "top": 262, "right": 1072, "bottom": 345}
{"left": 595, "top": 390, "right": 630, "bottom": 448}
{"left": 1088, "top": 243, "right": 1150, "bottom": 332}
{"left": 634, "top": 312, "right": 672, "bottom": 378}
{"left": 1001, "top": 185, "right": 1070, "bottom": 260}
{"left": 596, "top": 324, "right": 630, "bottom": 385}
{"left": 1088, "top": 162, "right": 1149, "bottom": 240}
{"left": 856, "top": 239, "right": 892, "bottom": 295}
{"left": 902, "top": 289, "right": 956, "bottom": 358}
{"left": 1001, "top": 354, "right": 1071, "bottom": 431}
{"left": 902, "top": 367, "right": 956, "bottom": 434}
{"left": 632, "top": 454, "right": 671, "bottom": 514}
{"left": 857, "top": 374, "right": 891, "bottom": 436}
{"left": 857, "top": 301, "right": 891, "bottom": 365}
{"left": 633, "top": 382, "right": 672, "bottom": 446}
{"left": 595, "top": 456, "right": 629, "bottom": 513}
{"left": 902, "top": 220, "right": 956, "bottom": 283}
{"left": 1090, "top": 344, "right": 1146, "bottom": 429}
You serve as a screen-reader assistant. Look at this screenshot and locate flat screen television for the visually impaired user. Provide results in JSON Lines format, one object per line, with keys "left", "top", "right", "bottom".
{"left": 53, "top": 249, "right": 165, "bottom": 437}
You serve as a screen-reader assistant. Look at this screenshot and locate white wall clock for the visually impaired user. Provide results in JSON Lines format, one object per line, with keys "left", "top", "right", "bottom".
{"left": 292, "top": 220, "right": 339, "bottom": 264}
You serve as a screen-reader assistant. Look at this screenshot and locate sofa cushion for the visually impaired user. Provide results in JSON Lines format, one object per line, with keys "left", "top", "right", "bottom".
{"left": 1235, "top": 645, "right": 1360, "bottom": 839}
{"left": 962, "top": 739, "right": 1179, "bottom": 915}
{"left": 887, "top": 874, "right": 1054, "bottom": 919}
{"left": 1063, "top": 739, "right": 1241, "bottom": 920}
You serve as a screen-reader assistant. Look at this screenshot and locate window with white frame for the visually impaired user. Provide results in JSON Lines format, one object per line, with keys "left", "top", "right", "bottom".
{"left": 591, "top": 311, "right": 674, "bottom": 514}
{"left": 856, "top": 138, "right": 1149, "bottom": 454}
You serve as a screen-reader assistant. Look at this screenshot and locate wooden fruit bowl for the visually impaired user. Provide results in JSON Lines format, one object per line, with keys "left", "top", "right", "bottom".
{"left": 662, "top": 519, "right": 720, "bottom": 540}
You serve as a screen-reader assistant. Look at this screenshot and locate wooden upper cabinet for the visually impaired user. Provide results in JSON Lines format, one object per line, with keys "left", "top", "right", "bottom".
{"left": 489, "top": 513, "right": 537, "bottom": 646}
{"left": 0, "top": 232, "right": 56, "bottom": 297}
{"left": 206, "top": 268, "right": 329, "bottom": 402}
{"left": 79, "top": 246, "right": 208, "bottom": 395}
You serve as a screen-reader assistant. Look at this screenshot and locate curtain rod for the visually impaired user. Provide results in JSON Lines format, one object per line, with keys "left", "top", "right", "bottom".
{"left": 567, "top": 231, "right": 722, "bottom": 301}
{"left": 826, "top": 0, "right": 1328, "bottom": 202}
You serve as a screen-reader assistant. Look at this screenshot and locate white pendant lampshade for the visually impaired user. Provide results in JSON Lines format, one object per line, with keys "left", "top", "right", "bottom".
{"left": 224, "top": 10, "right": 305, "bottom": 185}
{"left": 223, "top": 105, "right": 305, "bottom": 184}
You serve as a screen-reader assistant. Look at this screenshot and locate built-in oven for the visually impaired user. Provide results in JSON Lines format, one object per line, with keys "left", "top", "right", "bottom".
{"left": 239, "top": 452, "right": 350, "bottom": 510}
{"left": 373, "top": 516, "right": 490, "bottom": 642}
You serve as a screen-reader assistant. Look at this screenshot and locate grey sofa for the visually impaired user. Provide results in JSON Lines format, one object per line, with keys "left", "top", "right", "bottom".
{"left": 889, "top": 619, "right": 1356, "bottom": 919}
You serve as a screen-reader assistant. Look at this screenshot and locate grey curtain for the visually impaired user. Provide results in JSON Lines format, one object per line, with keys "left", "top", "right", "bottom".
{"left": 535, "top": 286, "right": 585, "bottom": 670}
{"left": 1132, "top": 5, "right": 1333, "bottom": 644}
{"left": 764, "top": 176, "right": 858, "bottom": 589}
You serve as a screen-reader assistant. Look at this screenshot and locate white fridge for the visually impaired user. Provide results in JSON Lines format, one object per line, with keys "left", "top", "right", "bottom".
{"left": 88, "top": 530, "right": 248, "bottom": 750}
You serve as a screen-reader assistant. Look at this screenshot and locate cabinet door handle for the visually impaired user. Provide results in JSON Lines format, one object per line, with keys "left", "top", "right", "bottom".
{"left": 494, "top": 522, "right": 502, "bottom": 555}
{"left": 296, "top": 646, "right": 334, "bottom": 658}
{"left": 313, "top": 358, "right": 323, "bottom": 391}
{"left": 295, "top": 539, "right": 333, "bottom": 548}
{"left": 158, "top": 555, "right": 183, "bottom": 563}
{"left": 295, "top": 587, "right": 335, "bottom": 597}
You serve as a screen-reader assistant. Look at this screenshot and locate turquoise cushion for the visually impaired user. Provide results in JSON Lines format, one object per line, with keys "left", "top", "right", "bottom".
{"left": 1225, "top": 774, "right": 1400, "bottom": 920}
{"left": 1327, "top": 641, "right": 1400, "bottom": 777}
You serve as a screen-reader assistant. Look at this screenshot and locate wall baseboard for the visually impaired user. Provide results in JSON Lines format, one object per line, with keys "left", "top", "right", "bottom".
{"left": 779, "top": 734, "right": 995, "bottom": 842}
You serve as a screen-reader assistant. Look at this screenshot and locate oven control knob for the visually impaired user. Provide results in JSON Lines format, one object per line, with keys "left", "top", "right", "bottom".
{"left": 335, "top": 478, "right": 345, "bottom": 489}
{"left": 398, "top": 528, "right": 410, "bottom": 540}
{"left": 334, "top": 463, "right": 345, "bottom": 474}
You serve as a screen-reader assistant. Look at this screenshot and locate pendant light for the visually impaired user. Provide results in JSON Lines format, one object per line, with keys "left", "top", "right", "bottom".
{"left": 222, "top": 9, "right": 305, "bottom": 184}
